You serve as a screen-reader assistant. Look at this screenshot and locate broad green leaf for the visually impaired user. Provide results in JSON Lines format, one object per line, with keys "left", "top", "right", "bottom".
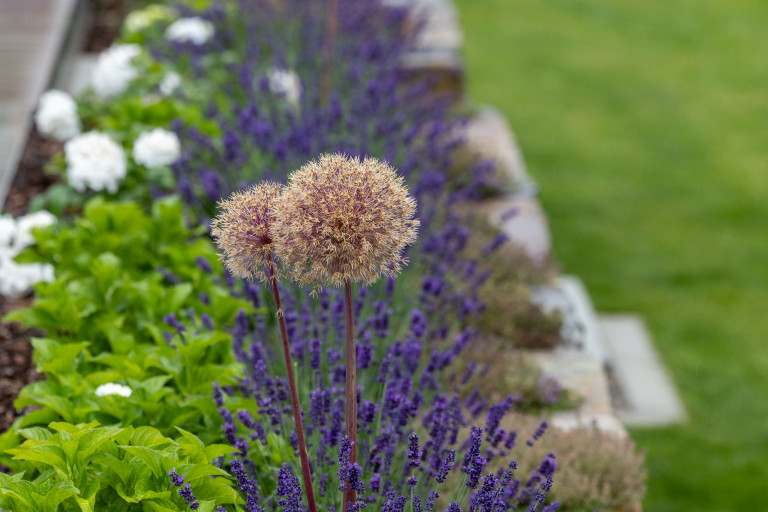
{"left": 17, "top": 427, "right": 52, "bottom": 442}
{"left": 11, "top": 444, "right": 68, "bottom": 473}
{"left": 203, "top": 444, "right": 236, "bottom": 462}
{"left": 42, "top": 481, "right": 80, "bottom": 511}
{"left": 130, "top": 427, "right": 171, "bottom": 448}
{"left": 119, "top": 446, "right": 165, "bottom": 478}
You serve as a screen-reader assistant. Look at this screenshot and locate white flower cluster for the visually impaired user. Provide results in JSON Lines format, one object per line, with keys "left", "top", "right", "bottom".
{"left": 95, "top": 382, "right": 132, "bottom": 398}
{"left": 65, "top": 132, "right": 127, "bottom": 193}
{"left": 159, "top": 71, "right": 181, "bottom": 96}
{"left": 268, "top": 68, "right": 302, "bottom": 105}
{"left": 0, "top": 211, "right": 56, "bottom": 298}
{"left": 91, "top": 44, "right": 141, "bottom": 98}
{"left": 133, "top": 128, "right": 181, "bottom": 167}
{"left": 165, "top": 17, "right": 215, "bottom": 45}
{"left": 34, "top": 90, "right": 81, "bottom": 142}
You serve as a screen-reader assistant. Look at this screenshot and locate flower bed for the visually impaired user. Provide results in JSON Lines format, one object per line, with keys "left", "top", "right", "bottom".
{"left": 0, "top": 1, "right": 646, "bottom": 511}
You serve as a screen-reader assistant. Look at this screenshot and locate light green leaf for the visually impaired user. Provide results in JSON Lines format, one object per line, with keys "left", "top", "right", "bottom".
{"left": 119, "top": 446, "right": 165, "bottom": 478}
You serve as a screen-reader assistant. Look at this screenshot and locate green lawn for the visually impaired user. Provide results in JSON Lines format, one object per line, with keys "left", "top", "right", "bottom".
{"left": 454, "top": 0, "right": 768, "bottom": 510}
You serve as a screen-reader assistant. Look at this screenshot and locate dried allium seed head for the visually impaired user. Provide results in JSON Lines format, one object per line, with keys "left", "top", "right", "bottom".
{"left": 211, "top": 182, "right": 282, "bottom": 282}
{"left": 272, "top": 154, "right": 419, "bottom": 287}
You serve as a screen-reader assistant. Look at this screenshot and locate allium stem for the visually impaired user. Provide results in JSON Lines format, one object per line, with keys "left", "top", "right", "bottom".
{"left": 342, "top": 280, "right": 358, "bottom": 512}
{"left": 268, "top": 257, "right": 318, "bottom": 512}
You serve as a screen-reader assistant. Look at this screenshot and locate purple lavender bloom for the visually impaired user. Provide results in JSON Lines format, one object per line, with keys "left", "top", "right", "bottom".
{"left": 309, "top": 338, "right": 322, "bottom": 369}
{"left": 466, "top": 455, "right": 486, "bottom": 490}
{"left": 463, "top": 427, "right": 483, "bottom": 475}
{"left": 168, "top": 469, "right": 199, "bottom": 510}
{"left": 446, "top": 502, "right": 462, "bottom": 512}
{"left": 485, "top": 396, "right": 514, "bottom": 438}
{"left": 195, "top": 256, "right": 214, "bottom": 273}
{"left": 201, "top": 313, "right": 214, "bottom": 330}
{"left": 275, "top": 464, "right": 304, "bottom": 512}
{"left": 526, "top": 421, "right": 548, "bottom": 447}
{"left": 435, "top": 450, "right": 455, "bottom": 483}
{"left": 424, "top": 490, "right": 439, "bottom": 512}
{"left": 407, "top": 432, "right": 421, "bottom": 468}
{"left": 413, "top": 494, "right": 422, "bottom": 512}
{"left": 410, "top": 309, "right": 427, "bottom": 338}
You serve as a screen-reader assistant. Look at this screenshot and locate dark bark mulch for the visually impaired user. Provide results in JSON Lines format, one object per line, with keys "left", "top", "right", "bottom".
{"left": 2, "top": 128, "right": 62, "bottom": 217}
{"left": 0, "top": 296, "right": 44, "bottom": 434}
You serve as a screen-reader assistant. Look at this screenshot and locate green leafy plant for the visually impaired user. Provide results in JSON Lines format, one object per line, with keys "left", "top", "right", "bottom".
{"left": 0, "top": 196, "right": 256, "bottom": 467}
{"left": 0, "top": 422, "right": 241, "bottom": 512}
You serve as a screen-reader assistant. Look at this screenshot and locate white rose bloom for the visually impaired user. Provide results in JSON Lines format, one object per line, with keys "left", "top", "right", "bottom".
{"left": 14, "top": 210, "right": 56, "bottom": 249}
{"left": 0, "top": 257, "right": 54, "bottom": 298}
{"left": 268, "top": 68, "right": 302, "bottom": 105}
{"left": 65, "top": 132, "right": 127, "bottom": 194}
{"left": 91, "top": 44, "right": 141, "bottom": 98}
{"left": 133, "top": 128, "right": 181, "bottom": 167}
{"left": 159, "top": 71, "right": 181, "bottom": 95}
{"left": 95, "top": 382, "right": 132, "bottom": 398}
{"left": 165, "top": 17, "right": 214, "bottom": 45}
{"left": 35, "top": 90, "right": 81, "bottom": 142}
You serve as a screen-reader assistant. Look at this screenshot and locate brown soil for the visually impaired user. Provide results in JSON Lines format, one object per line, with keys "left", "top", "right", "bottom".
{"left": 0, "top": 296, "right": 44, "bottom": 434}
{"left": 0, "top": 127, "right": 58, "bottom": 434}
{"left": 85, "top": 0, "right": 137, "bottom": 52}
{"left": 2, "top": 128, "right": 62, "bottom": 217}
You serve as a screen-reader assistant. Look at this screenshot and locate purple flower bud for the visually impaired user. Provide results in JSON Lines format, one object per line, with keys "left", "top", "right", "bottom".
{"left": 407, "top": 432, "right": 420, "bottom": 468}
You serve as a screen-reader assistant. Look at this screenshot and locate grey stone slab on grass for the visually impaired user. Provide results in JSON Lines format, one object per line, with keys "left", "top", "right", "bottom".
{"left": 527, "top": 275, "right": 628, "bottom": 436}
{"left": 599, "top": 314, "right": 686, "bottom": 426}
{"left": 464, "top": 107, "right": 537, "bottom": 195}
{"left": 477, "top": 196, "right": 552, "bottom": 260}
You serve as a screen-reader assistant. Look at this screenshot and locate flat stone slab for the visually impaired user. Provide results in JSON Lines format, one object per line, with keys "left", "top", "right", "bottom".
{"left": 0, "top": 0, "right": 80, "bottom": 208}
{"left": 477, "top": 196, "right": 551, "bottom": 259}
{"left": 464, "top": 107, "right": 537, "bottom": 194}
{"left": 527, "top": 275, "right": 627, "bottom": 437}
{"left": 599, "top": 314, "right": 686, "bottom": 426}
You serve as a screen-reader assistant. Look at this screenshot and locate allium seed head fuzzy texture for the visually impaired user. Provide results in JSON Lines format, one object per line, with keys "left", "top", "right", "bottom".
{"left": 211, "top": 182, "right": 283, "bottom": 282}
{"left": 272, "top": 154, "right": 419, "bottom": 287}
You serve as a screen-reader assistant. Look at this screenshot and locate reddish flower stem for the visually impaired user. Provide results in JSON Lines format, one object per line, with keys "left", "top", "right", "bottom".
{"left": 267, "top": 257, "right": 318, "bottom": 512}
{"left": 342, "top": 280, "right": 358, "bottom": 512}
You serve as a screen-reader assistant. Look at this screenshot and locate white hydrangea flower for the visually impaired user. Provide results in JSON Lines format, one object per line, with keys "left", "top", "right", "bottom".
{"left": 132, "top": 128, "right": 181, "bottom": 167}
{"left": 0, "top": 216, "right": 16, "bottom": 250}
{"left": 268, "top": 68, "right": 302, "bottom": 105}
{"left": 14, "top": 210, "right": 56, "bottom": 249}
{"left": 34, "top": 90, "right": 81, "bottom": 142}
{"left": 0, "top": 257, "right": 54, "bottom": 298}
{"left": 65, "top": 132, "right": 127, "bottom": 193}
{"left": 159, "top": 71, "right": 181, "bottom": 95}
{"left": 91, "top": 44, "right": 141, "bottom": 98}
{"left": 95, "top": 382, "right": 132, "bottom": 398}
{"left": 165, "top": 17, "right": 214, "bottom": 45}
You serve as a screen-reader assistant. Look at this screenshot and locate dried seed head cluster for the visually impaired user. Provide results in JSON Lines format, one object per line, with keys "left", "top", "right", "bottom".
{"left": 211, "top": 182, "right": 282, "bottom": 282}
{"left": 272, "top": 154, "right": 419, "bottom": 287}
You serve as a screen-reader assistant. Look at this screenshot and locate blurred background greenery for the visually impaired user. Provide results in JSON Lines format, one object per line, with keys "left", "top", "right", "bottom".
{"left": 454, "top": 0, "right": 768, "bottom": 510}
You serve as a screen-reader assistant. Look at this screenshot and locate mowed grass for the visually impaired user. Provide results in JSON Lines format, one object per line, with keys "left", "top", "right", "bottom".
{"left": 454, "top": 0, "right": 768, "bottom": 510}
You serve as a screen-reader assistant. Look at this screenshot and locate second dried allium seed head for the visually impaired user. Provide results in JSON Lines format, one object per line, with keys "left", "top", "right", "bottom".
{"left": 272, "top": 153, "right": 420, "bottom": 287}
{"left": 211, "top": 181, "right": 282, "bottom": 282}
